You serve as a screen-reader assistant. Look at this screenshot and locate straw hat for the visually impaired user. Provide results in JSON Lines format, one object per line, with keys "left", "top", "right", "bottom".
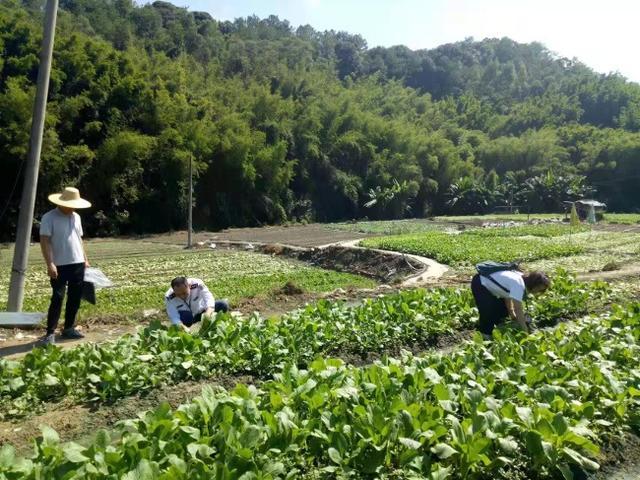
{"left": 48, "top": 187, "right": 91, "bottom": 209}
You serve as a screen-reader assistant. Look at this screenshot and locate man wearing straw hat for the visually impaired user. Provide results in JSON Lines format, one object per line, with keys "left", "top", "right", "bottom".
{"left": 38, "top": 187, "right": 91, "bottom": 345}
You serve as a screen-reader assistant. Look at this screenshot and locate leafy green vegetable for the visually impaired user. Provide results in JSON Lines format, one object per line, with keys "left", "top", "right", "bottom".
{"left": 361, "top": 231, "right": 583, "bottom": 265}
{"left": 3, "top": 302, "right": 640, "bottom": 478}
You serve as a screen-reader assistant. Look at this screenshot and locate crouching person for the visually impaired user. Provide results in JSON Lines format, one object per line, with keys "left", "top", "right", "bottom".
{"left": 164, "top": 277, "right": 229, "bottom": 332}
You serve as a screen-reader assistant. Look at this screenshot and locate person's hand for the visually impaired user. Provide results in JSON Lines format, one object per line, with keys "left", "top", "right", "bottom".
{"left": 525, "top": 315, "right": 534, "bottom": 333}
{"left": 205, "top": 307, "right": 214, "bottom": 316}
{"left": 182, "top": 323, "right": 191, "bottom": 333}
{"left": 47, "top": 262, "right": 58, "bottom": 279}
{"left": 85, "top": 259, "right": 90, "bottom": 268}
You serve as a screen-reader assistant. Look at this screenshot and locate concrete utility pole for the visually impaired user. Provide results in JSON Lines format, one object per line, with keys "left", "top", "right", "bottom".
{"left": 7, "top": 0, "right": 59, "bottom": 312}
{"left": 187, "top": 154, "right": 193, "bottom": 249}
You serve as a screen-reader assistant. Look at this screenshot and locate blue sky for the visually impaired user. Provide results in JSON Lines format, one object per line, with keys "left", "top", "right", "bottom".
{"left": 169, "top": 0, "right": 640, "bottom": 83}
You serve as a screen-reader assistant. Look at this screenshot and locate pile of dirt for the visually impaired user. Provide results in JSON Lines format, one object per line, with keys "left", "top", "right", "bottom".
{"left": 278, "top": 281, "right": 305, "bottom": 296}
{"left": 284, "top": 245, "right": 423, "bottom": 283}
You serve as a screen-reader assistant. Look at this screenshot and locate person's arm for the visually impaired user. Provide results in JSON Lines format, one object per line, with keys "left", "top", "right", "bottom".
{"left": 165, "top": 299, "right": 183, "bottom": 327}
{"left": 77, "top": 215, "right": 89, "bottom": 267}
{"left": 40, "top": 235, "right": 58, "bottom": 279}
{"left": 81, "top": 238, "right": 89, "bottom": 267}
{"left": 201, "top": 283, "right": 215, "bottom": 316}
{"left": 506, "top": 298, "right": 530, "bottom": 332}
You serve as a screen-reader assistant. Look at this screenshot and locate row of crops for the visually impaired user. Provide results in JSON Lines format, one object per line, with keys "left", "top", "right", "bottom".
{"left": 1, "top": 290, "right": 638, "bottom": 478}
{"left": 361, "top": 231, "right": 585, "bottom": 266}
{"left": 0, "top": 273, "right": 610, "bottom": 421}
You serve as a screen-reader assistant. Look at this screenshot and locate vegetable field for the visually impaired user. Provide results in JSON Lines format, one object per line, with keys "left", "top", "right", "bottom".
{"left": 0, "top": 240, "right": 374, "bottom": 319}
{"left": 0, "top": 273, "right": 635, "bottom": 479}
{"left": 2, "top": 220, "right": 640, "bottom": 479}
{"left": 361, "top": 231, "right": 584, "bottom": 266}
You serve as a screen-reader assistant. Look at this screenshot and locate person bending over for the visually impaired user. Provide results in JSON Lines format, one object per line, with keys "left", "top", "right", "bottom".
{"left": 471, "top": 266, "right": 550, "bottom": 337}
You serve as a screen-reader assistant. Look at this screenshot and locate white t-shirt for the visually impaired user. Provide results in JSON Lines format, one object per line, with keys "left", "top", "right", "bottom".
{"left": 480, "top": 270, "right": 526, "bottom": 302}
{"left": 39, "top": 208, "right": 85, "bottom": 266}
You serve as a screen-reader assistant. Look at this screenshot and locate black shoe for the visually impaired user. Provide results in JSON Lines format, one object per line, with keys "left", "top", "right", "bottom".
{"left": 61, "top": 328, "right": 84, "bottom": 339}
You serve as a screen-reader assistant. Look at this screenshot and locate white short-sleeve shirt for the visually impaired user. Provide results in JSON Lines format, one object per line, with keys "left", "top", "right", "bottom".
{"left": 39, "top": 208, "right": 85, "bottom": 266}
{"left": 480, "top": 270, "right": 526, "bottom": 302}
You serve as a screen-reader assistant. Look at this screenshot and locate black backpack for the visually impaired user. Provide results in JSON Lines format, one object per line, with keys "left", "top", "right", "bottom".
{"left": 475, "top": 261, "right": 521, "bottom": 294}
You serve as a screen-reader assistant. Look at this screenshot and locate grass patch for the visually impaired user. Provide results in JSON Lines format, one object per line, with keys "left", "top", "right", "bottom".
{"left": 464, "top": 223, "right": 590, "bottom": 238}
{"left": 603, "top": 213, "right": 640, "bottom": 224}
{"left": 525, "top": 231, "right": 640, "bottom": 273}
{"left": 361, "top": 231, "right": 583, "bottom": 266}
{"left": 329, "top": 219, "right": 448, "bottom": 235}
{"left": 0, "top": 240, "right": 375, "bottom": 319}
{"left": 435, "top": 213, "right": 563, "bottom": 222}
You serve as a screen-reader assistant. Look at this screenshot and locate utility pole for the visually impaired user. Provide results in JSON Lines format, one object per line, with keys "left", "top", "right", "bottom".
{"left": 7, "top": 0, "right": 59, "bottom": 312}
{"left": 187, "top": 154, "right": 193, "bottom": 249}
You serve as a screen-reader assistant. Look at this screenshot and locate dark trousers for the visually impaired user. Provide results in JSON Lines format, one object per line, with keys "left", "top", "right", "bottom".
{"left": 47, "top": 263, "right": 85, "bottom": 335}
{"left": 471, "top": 274, "right": 508, "bottom": 335}
{"left": 181, "top": 300, "right": 230, "bottom": 327}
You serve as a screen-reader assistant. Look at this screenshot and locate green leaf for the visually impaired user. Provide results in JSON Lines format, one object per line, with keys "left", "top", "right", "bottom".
{"left": 399, "top": 437, "right": 422, "bottom": 450}
{"left": 63, "top": 442, "right": 90, "bottom": 463}
{"left": 516, "top": 406, "right": 533, "bottom": 426}
{"left": 430, "top": 465, "right": 452, "bottom": 480}
{"left": 167, "top": 454, "right": 187, "bottom": 473}
{"left": 9, "top": 377, "right": 25, "bottom": 391}
{"left": 328, "top": 447, "right": 342, "bottom": 464}
{"left": 122, "top": 459, "right": 158, "bottom": 480}
{"left": 431, "top": 443, "right": 457, "bottom": 459}
{"left": 43, "top": 374, "right": 59, "bottom": 386}
{"left": 629, "top": 386, "right": 640, "bottom": 397}
{"left": 335, "top": 386, "right": 358, "bottom": 399}
{"left": 95, "top": 430, "right": 111, "bottom": 449}
{"left": 41, "top": 425, "right": 59, "bottom": 445}
{"left": 562, "top": 447, "right": 600, "bottom": 471}
{"left": 557, "top": 463, "right": 574, "bottom": 480}
{"left": 0, "top": 445, "right": 15, "bottom": 468}
{"left": 498, "top": 437, "right": 518, "bottom": 455}
{"left": 433, "top": 384, "right": 450, "bottom": 401}
{"left": 264, "top": 461, "right": 285, "bottom": 475}
{"left": 240, "top": 425, "right": 262, "bottom": 448}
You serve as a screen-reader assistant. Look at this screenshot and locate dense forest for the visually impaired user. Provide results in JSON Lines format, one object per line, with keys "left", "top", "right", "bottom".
{"left": 1, "top": 0, "right": 639, "bottom": 239}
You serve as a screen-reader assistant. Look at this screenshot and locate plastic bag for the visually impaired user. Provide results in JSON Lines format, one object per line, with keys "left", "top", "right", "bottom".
{"left": 84, "top": 267, "right": 113, "bottom": 288}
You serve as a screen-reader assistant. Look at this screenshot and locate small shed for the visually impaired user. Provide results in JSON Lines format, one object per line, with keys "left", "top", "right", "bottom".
{"left": 563, "top": 199, "right": 607, "bottom": 222}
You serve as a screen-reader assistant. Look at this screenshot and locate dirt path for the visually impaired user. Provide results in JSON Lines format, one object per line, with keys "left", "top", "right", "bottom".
{"left": 578, "top": 264, "right": 640, "bottom": 282}
{"left": 326, "top": 239, "right": 449, "bottom": 286}
{"left": 144, "top": 225, "right": 374, "bottom": 248}
{"left": 0, "top": 322, "right": 141, "bottom": 360}
{"left": 591, "top": 434, "right": 640, "bottom": 480}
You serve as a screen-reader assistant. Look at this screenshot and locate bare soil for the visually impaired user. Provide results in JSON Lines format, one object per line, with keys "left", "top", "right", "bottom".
{"left": 144, "top": 224, "right": 374, "bottom": 248}
{"left": 262, "top": 244, "right": 423, "bottom": 283}
{"left": 578, "top": 264, "right": 640, "bottom": 282}
{"left": 590, "top": 433, "right": 640, "bottom": 480}
{"left": 0, "top": 322, "right": 141, "bottom": 360}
